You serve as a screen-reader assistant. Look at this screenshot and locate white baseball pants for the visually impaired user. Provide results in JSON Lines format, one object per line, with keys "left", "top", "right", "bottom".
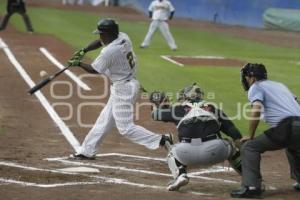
{"left": 141, "top": 20, "right": 177, "bottom": 50}
{"left": 78, "top": 79, "right": 162, "bottom": 157}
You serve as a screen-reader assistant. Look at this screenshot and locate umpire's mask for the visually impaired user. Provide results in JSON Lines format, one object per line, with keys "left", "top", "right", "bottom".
{"left": 240, "top": 63, "right": 268, "bottom": 91}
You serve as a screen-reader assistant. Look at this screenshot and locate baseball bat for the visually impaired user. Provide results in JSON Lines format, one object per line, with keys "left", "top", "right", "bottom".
{"left": 28, "top": 66, "right": 70, "bottom": 95}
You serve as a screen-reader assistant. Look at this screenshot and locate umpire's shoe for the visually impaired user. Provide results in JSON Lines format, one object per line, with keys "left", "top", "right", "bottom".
{"left": 231, "top": 186, "right": 263, "bottom": 198}
{"left": 293, "top": 182, "right": 300, "bottom": 191}
{"left": 167, "top": 173, "right": 189, "bottom": 191}
{"left": 69, "top": 153, "right": 96, "bottom": 160}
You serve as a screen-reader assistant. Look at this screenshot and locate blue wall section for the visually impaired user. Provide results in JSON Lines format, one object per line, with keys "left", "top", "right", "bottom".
{"left": 119, "top": 0, "right": 300, "bottom": 28}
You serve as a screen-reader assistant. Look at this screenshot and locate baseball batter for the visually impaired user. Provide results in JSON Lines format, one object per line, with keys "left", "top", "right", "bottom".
{"left": 67, "top": 19, "right": 172, "bottom": 159}
{"left": 140, "top": 0, "right": 177, "bottom": 50}
{"left": 150, "top": 84, "right": 242, "bottom": 191}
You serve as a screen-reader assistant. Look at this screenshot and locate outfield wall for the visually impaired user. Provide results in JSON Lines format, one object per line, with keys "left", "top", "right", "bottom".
{"left": 119, "top": 0, "right": 300, "bottom": 28}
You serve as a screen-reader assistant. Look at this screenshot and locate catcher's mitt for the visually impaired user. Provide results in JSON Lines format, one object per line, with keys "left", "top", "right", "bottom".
{"left": 149, "top": 91, "right": 170, "bottom": 108}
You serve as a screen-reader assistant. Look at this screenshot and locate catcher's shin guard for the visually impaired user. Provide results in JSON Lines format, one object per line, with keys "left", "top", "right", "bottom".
{"left": 167, "top": 152, "right": 179, "bottom": 178}
{"left": 223, "top": 138, "right": 242, "bottom": 175}
{"left": 167, "top": 151, "right": 186, "bottom": 178}
{"left": 228, "top": 149, "right": 242, "bottom": 175}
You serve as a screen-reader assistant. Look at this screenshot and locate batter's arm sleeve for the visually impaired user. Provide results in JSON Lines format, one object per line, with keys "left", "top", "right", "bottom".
{"left": 217, "top": 109, "right": 242, "bottom": 140}
{"left": 78, "top": 62, "right": 98, "bottom": 74}
{"left": 83, "top": 40, "right": 103, "bottom": 53}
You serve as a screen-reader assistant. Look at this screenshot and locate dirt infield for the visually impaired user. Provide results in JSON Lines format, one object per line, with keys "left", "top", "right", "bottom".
{"left": 0, "top": 2, "right": 300, "bottom": 200}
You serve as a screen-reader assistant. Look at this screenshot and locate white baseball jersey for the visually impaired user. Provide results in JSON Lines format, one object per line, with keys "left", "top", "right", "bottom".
{"left": 149, "top": 0, "right": 175, "bottom": 21}
{"left": 78, "top": 32, "right": 162, "bottom": 157}
{"left": 91, "top": 32, "right": 136, "bottom": 83}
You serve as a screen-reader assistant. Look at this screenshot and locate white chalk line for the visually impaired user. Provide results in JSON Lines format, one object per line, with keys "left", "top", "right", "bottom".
{"left": 47, "top": 153, "right": 235, "bottom": 175}
{"left": 189, "top": 166, "right": 234, "bottom": 175}
{"left": 173, "top": 55, "right": 225, "bottom": 59}
{"left": 0, "top": 38, "right": 80, "bottom": 152}
{"left": 47, "top": 152, "right": 166, "bottom": 162}
{"left": 96, "top": 152, "right": 166, "bottom": 161}
{"left": 39, "top": 47, "right": 91, "bottom": 91}
{"left": 289, "top": 61, "right": 300, "bottom": 65}
{"left": 46, "top": 153, "right": 238, "bottom": 184}
{"left": 161, "top": 55, "right": 226, "bottom": 67}
{"left": 0, "top": 178, "right": 100, "bottom": 188}
{"left": 161, "top": 55, "right": 184, "bottom": 67}
{"left": 0, "top": 161, "right": 211, "bottom": 196}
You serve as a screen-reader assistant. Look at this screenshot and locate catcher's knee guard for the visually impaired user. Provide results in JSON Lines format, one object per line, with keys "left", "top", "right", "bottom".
{"left": 227, "top": 140, "right": 242, "bottom": 175}
{"left": 167, "top": 151, "right": 186, "bottom": 179}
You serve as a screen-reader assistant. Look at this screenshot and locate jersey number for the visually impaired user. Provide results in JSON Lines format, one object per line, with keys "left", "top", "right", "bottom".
{"left": 126, "top": 52, "right": 135, "bottom": 69}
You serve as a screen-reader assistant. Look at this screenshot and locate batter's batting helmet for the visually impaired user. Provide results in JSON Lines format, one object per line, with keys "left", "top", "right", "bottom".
{"left": 241, "top": 63, "right": 267, "bottom": 91}
{"left": 178, "top": 83, "right": 204, "bottom": 102}
{"left": 93, "top": 18, "right": 119, "bottom": 36}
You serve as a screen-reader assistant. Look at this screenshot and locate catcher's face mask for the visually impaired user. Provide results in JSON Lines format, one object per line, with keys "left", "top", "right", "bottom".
{"left": 179, "top": 83, "right": 204, "bottom": 102}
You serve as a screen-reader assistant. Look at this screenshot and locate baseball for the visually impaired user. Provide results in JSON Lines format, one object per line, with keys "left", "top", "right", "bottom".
{"left": 39, "top": 70, "right": 48, "bottom": 77}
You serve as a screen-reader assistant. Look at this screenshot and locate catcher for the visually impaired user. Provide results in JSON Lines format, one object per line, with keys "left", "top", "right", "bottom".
{"left": 150, "top": 83, "right": 242, "bottom": 191}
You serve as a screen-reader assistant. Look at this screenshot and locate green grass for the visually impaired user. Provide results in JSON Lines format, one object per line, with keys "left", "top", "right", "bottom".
{"left": 1, "top": 5, "right": 300, "bottom": 134}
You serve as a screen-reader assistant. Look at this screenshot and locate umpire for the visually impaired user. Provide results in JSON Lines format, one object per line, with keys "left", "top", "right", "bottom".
{"left": 231, "top": 63, "right": 300, "bottom": 198}
{"left": 0, "top": 0, "right": 34, "bottom": 32}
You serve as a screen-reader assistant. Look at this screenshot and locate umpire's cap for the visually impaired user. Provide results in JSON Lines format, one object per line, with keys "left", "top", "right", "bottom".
{"left": 93, "top": 18, "right": 119, "bottom": 36}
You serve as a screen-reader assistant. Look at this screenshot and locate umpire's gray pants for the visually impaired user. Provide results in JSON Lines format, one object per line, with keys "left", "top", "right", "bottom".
{"left": 241, "top": 134, "right": 300, "bottom": 188}
{"left": 171, "top": 139, "right": 232, "bottom": 166}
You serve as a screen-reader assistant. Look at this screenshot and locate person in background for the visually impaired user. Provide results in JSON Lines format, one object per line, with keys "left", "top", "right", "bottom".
{"left": 0, "top": 0, "right": 34, "bottom": 32}
{"left": 140, "top": 0, "right": 177, "bottom": 51}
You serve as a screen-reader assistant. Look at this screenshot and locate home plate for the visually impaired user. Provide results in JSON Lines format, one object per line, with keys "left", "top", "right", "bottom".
{"left": 57, "top": 167, "right": 100, "bottom": 173}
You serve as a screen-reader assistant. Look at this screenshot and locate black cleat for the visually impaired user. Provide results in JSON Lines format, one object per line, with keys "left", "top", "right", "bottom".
{"left": 69, "top": 153, "right": 96, "bottom": 160}
{"left": 231, "top": 186, "right": 263, "bottom": 199}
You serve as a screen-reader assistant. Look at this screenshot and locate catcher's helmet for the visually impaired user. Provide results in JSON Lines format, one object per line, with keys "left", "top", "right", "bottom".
{"left": 93, "top": 18, "right": 119, "bottom": 36}
{"left": 177, "top": 83, "right": 204, "bottom": 102}
{"left": 241, "top": 63, "right": 267, "bottom": 91}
